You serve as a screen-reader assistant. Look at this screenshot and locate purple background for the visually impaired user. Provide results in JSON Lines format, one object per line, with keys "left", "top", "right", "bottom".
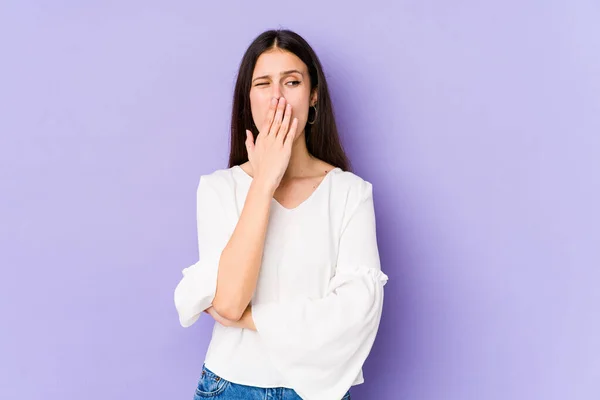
{"left": 1, "top": 1, "right": 599, "bottom": 399}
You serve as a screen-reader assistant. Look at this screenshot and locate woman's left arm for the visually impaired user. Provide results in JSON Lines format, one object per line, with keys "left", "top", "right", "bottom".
{"left": 250, "top": 180, "right": 389, "bottom": 400}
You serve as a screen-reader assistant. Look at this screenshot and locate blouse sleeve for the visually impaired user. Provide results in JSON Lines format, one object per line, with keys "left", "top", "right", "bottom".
{"left": 174, "top": 174, "right": 234, "bottom": 328}
{"left": 251, "top": 180, "right": 389, "bottom": 400}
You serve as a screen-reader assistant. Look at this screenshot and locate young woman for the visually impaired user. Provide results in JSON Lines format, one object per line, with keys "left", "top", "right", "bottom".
{"left": 174, "top": 29, "right": 389, "bottom": 400}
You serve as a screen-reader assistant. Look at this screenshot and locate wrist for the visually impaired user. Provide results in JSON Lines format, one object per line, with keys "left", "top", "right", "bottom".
{"left": 250, "top": 178, "right": 277, "bottom": 197}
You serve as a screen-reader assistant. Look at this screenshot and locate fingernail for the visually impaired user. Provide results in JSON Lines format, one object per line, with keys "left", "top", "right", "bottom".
{"left": 271, "top": 97, "right": 278, "bottom": 105}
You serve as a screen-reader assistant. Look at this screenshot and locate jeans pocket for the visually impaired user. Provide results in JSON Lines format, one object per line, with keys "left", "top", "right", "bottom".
{"left": 194, "top": 364, "right": 230, "bottom": 398}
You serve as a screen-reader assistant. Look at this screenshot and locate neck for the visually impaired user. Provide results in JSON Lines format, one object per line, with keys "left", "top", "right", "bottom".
{"left": 283, "top": 130, "right": 315, "bottom": 180}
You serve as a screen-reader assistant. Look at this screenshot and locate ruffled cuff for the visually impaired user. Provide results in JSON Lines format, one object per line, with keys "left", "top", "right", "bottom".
{"left": 174, "top": 258, "right": 219, "bottom": 327}
{"left": 252, "top": 266, "right": 388, "bottom": 400}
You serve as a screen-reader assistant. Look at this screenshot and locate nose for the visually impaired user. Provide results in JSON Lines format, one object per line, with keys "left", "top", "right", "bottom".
{"left": 271, "top": 82, "right": 283, "bottom": 99}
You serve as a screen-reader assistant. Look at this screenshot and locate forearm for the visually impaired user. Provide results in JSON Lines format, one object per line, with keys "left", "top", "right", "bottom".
{"left": 236, "top": 305, "right": 256, "bottom": 331}
{"left": 206, "top": 305, "right": 257, "bottom": 331}
{"left": 212, "top": 179, "right": 274, "bottom": 321}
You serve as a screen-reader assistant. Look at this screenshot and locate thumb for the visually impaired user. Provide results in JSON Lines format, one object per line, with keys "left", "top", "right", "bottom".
{"left": 245, "top": 130, "right": 255, "bottom": 152}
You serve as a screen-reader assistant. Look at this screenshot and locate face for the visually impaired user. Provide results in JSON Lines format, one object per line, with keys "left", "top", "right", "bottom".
{"left": 249, "top": 48, "right": 317, "bottom": 139}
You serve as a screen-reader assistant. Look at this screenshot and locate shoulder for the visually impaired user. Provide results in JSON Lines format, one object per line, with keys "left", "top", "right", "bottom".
{"left": 331, "top": 168, "right": 374, "bottom": 201}
{"left": 329, "top": 169, "right": 377, "bottom": 231}
{"left": 196, "top": 167, "right": 238, "bottom": 198}
{"left": 314, "top": 159, "right": 372, "bottom": 193}
{"left": 329, "top": 168, "right": 375, "bottom": 220}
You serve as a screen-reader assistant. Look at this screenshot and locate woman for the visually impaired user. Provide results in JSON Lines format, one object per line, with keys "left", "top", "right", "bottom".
{"left": 174, "top": 29, "right": 389, "bottom": 400}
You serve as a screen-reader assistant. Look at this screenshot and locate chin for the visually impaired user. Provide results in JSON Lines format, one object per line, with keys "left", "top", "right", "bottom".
{"left": 293, "top": 129, "right": 306, "bottom": 142}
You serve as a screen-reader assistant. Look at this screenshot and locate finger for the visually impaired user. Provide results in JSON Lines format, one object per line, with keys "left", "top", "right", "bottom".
{"left": 284, "top": 118, "right": 299, "bottom": 148}
{"left": 268, "top": 97, "right": 286, "bottom": 136}
{"left": 261, "top": 97, "right": 279, "bottom": 135}
{"left": 277, "top": 103, "right": 292, "bottom": 141}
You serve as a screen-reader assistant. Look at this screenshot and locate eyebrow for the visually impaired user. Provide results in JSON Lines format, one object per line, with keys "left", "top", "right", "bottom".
{"left": 252, "top": 69, "right": 303, "bottom": 82}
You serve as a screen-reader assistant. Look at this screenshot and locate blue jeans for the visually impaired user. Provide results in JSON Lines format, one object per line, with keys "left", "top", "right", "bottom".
{"left": 194, "top": 363, "right": 351, "bottom": 400}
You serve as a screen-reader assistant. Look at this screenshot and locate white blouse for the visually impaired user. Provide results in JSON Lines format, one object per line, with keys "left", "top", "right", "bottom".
{"left": 174, "top": 165, "right": 389, "bottom": 400}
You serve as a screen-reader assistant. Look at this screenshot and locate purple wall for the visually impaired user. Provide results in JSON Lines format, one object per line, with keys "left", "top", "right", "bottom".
{"left": 1, "top": 1, "right": 598, "bottom": 399}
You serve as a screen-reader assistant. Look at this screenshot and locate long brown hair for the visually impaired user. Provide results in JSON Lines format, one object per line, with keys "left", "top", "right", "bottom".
{"left": 227, "top": 29, "right": 352, "bottom": 172}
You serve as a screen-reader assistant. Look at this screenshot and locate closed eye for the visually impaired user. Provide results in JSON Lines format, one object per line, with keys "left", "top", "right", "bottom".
{"left": 254, "top": 81, "right": 301, "bottom": 87}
